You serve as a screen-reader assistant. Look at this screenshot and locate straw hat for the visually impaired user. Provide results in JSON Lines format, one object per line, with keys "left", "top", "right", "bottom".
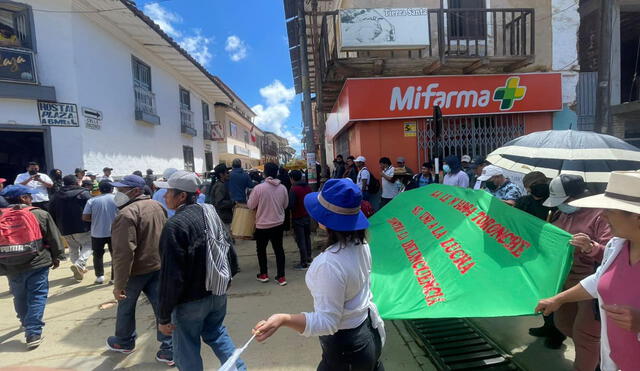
{"left": 569, "top": 171, "right": 640, "bottom": 214}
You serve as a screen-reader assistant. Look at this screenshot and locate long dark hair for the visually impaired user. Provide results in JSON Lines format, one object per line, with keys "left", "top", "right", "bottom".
{"left": 326, "top": 228, "right": 367, "bottom": 249}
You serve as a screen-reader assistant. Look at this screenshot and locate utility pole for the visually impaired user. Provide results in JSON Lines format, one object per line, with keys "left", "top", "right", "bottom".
{"left": 594, "top": 0, "right": 613, "bottom": 134}
{"left": 298, "top": 0, "right": 317, "bottom": 187}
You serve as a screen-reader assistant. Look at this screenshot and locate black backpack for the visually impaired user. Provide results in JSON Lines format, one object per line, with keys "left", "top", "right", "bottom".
{"left": 364, "top": 167, "right": 381, "bottom": 194}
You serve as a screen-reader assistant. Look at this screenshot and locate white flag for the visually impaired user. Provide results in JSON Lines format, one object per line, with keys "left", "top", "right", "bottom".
{"left": 218, "top": 334, "right": 255, "bottom": 371}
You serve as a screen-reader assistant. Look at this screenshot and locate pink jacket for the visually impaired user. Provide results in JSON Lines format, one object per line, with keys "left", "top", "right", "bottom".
{"left": 247, "top": 177, "right": 289, "bottom": 229}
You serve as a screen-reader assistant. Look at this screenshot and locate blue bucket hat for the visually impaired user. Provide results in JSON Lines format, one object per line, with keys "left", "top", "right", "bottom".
{"left": 0, "top": 184, "right": 39, "bottom": 199}
{"left": 110, "top": 174, "right": 146, "bottom": 188}
{"left": 304, "top": 178, "right": 369, "bottom": 232}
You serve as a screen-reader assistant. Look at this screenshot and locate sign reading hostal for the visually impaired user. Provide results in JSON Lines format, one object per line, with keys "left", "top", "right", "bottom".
{"left": 0, "top": 47, "right": 37, "bottom": 84}
{"left": 38, "top": 102, "right": 79, "bottom": 127}
{"left": 340, "top": 8, "right": 430, "bottom": 50}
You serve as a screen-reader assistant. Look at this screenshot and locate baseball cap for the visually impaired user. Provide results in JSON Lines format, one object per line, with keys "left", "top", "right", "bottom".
{"left": 154, "top": 170, "right": 202, "bottom": 193}
{"left": 543, "top": 174, "right": 587, "bottom": 207}
{"left": 396, "top": 157, "right": 406, "bottom": 163}
{"left": 477, "top": 165, "right": 504, "bottom": 181}
{"left": 111, "top": 174, "right": 146, "bottom": 189}
{"left": 355, "top": 156, "right": 366, "bottom": 163}
{"left": 103, "top": 167, "right": 113, "bottom": 172}
{"left": 162, "top": 168, "right": 178, "bottom": 180}
{"left": 461, "top": 155, "right": 471, "bottom": 163}
{"left": 0, "top": 184, "right": 38, "bottom": 198}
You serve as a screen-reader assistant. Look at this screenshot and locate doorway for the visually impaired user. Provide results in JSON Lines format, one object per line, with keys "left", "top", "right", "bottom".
{"left": 0, "top": 129, "right": 48, "bottom": 182}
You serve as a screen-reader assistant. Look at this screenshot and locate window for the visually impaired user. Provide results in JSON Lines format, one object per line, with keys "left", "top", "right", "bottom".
{"left": 243, "top": 130, "right": 249, "bottom": 143}
{"left": 448, "top": 0, "right": 486, "bottom": 40}
{"left": 229, "top": 122, "right": 238, "bottom": 138}
{"left": 183, "top": 146, "right": 194, "bottom": 171}
{"left": 202, "top": 101, "right": 210, "bottom": 121}
{"left": 132, "top": 57, "right": 151, "bottom": 90}
{"left": 0, "top": 2, "right": 34, "bottom": 50}
{"left": 179, "top": 87, "right": 190, "bottom": 110}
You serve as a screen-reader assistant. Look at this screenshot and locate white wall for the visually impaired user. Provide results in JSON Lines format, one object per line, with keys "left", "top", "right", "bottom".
{"left": 551, "top": 0, "right": 580, "bottom": 106}
{"left": 0, "top": 0, "right": 214, "bottom": 176}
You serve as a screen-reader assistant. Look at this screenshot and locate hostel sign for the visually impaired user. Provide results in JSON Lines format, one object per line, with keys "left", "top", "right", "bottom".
{"left": 38, "top": 102, "right": 79, "bottom": 127}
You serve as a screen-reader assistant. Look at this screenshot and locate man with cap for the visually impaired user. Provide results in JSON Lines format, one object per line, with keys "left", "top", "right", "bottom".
{"left": 98, "top": 167, "right": 114, "bottom": 183}
{"left": 539, "top": 174, "right": 612, "bottom": 361}
{"left": 355, "top": 156, "right": 371, "bottom": 200}
{"left": 470, "top": 157, "right": 490, "bottom": 189}
{"left": 153, "top": 168, "right": 178, "bottom": 218}
{"left": 74, "top": 168, "right": 86, "bottom": 186}
{"left": 396, "top": 156, "right": 413, "bottom": 175}
{"left": 461, "top": 154, "right": 474, "bottom": 185}
{"left": 106, "top": 174, "right": 173, "bottom": 365}
{"left": 14, "top": 162, "right": 53, "bottom": 210}
{"left": 0, "top": 184, "right": 64, "bottom": 349}
{"left": 84, "top": 171, "right": 100, "bottom": 196}
{"left": 477, "top": 165, "right": 522, "bottom": 205}
{"left": 49, "top": 175, "right": 92, "bottom": 281}
{"left": 155, "top": 171, "right": 244, "bottom": 371}
{"left": 82, "top": 180, "right": 118, "bottom": 284}
{"left": 0, "top": 177, "right": 8, "bottom": 207}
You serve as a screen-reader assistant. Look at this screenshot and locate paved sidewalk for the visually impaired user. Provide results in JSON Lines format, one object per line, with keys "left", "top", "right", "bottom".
{"left": 0, "top": 235, "right": 431, "bottom": 370}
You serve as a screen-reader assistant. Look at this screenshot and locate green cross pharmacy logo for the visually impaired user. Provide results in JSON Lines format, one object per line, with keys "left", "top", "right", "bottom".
{"left": 493, "top": 77, "right": 527, "bottom": 110}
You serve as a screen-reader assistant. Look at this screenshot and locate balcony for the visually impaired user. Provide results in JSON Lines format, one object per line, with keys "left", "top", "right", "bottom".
{"left": 134, "top": 86, "right": 160, "bottom": 125}
{"left": 180, "top": 106, "right": 196, "bottom": 136}
{"left": 314, "top": 8, "right": 535, "bottom": 111}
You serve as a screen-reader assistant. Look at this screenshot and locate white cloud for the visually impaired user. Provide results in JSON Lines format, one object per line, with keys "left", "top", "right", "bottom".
{"left": 225, "top": 35, "right": 248, "bottom": 62}
{"left": 143, "top": 3, "right": 213, "bottom": 66}
{"left": 251, "top": 80, "right": 302, "bottom": 149}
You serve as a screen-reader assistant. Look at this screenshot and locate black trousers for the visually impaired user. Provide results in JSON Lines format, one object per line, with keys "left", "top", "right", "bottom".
{"left": 293, "top": 216, "right": 312, "bottom": 264}
{"left": 91, "top": 237, "right": 112, "bottom": 279}
{"left": 318, "top": 315, "right": 385, "bottom": 371}
{"left": 255, "top": 224, "right": 285, "bottom": 279}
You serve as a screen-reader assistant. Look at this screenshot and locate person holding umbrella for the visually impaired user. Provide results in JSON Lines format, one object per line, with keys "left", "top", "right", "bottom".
{"left": 536, "top": 171, "right": 640, "bottom": 371}
{"left": 540, "top": 174, "right": 612, "bottom": 366}
{"left": 252, "top": 178, "right": 385, "bottom": 370}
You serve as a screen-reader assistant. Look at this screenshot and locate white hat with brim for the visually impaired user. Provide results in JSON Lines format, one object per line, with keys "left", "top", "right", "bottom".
{"left": 477, "top": 165, "right": 504, "bottom": 181}
{"left": 569, "top": 171, "right": 640, "bottom": 214}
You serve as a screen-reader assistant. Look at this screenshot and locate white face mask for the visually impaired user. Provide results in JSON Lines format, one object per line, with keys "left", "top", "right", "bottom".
{"left": 114, "top": 190, "right": 133, "bottom": 207}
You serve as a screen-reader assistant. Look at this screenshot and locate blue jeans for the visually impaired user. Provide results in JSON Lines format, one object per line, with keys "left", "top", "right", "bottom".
{"left": 8, "top": 267, "right": 49, "bottom": 337}
{"left": 114, "top": 270, "right": 172, "bottom": 351}
{"left": 172, "top": 294, "right": 246, "bottom": 371}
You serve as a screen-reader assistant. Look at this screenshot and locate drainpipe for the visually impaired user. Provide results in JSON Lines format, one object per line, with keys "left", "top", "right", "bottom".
{"left": 298, "top": 0, "right": 316, "bottom": 187}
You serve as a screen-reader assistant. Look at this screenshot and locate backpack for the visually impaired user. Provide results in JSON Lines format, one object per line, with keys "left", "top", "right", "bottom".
{"left": 0, "top": 207, "right": 43, "bottom": 265}
{"left": 364, "top": 167, "right": 381, "bottom": 195}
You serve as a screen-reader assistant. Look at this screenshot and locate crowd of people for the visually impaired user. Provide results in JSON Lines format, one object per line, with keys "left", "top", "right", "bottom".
{"left": 1, "top": 151, "right": 639, "bottom": 371}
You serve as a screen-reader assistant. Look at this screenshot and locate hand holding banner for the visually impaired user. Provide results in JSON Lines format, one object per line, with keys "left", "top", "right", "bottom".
{"left": 368, "top": 184, "right": 573, "bottom": 319}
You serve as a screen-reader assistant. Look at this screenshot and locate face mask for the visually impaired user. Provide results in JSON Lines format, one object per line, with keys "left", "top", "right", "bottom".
{"left": 485, "top": 180, "right": 498, "bottom": 191}
{"left": 530, "top": 183, "right": 550, "bottom": 199}
{"left": 558, "top": 203, "right": 580, "bottom": 214}
{"left": 28, "top": 170, "right": 38, "bottom": 175}
{"left": 443, "top": 165, "right": 451, "bottom": 174}
{"left": 114, "top": 190, "right": 133, "bottom": 207}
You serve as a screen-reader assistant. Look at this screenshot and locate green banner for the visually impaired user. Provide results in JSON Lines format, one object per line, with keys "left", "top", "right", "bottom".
{"left": 369, "top": 184, "right": 573, "bottom": 319}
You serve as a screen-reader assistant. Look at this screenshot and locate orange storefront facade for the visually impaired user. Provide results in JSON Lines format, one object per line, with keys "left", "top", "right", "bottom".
{"left": 326, "top": 73, "right": 563, "bottom": 171}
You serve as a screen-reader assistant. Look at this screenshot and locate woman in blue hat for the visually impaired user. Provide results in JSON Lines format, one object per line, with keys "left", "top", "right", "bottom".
{"left": 253, "top": 178, "right": 385, "bottom": 370}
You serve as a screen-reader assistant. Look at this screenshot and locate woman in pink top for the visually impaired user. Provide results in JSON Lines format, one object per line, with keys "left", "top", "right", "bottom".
{"left": 541, "top": 174, "right": 612, "bottom": 369}
{"left": 537, "top": 171, "right": 640, "bottom": 371}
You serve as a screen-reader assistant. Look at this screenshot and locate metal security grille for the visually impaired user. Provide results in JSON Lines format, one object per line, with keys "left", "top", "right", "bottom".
{"left": 418, "top": 114, "right": 525, "bottom": 163}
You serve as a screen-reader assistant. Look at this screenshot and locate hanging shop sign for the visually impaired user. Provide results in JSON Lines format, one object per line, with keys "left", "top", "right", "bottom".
{"left": 340, "top": 8, "right": 430, "bottom": 50}
{"left": 38, "top": 101, "right": 79, "bottom": 127}
{"left": 82, "top": 107, "right": 103, "bottom": 130}
{"left": 0, "top": 47, "right": 37, "bottom": 84}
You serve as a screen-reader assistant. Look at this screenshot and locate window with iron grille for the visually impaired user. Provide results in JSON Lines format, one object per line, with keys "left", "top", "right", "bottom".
{"left": 0, "top": 2, "right": 35, "bottom": 50}
{"left": 132, "top": 57, "right": 151, "bottom": 90}
{"left": 183, "top": 146, "right": 194, "bottom": 171}
{"left": 448, "top": 0, "right": 486, "bottom": 40}
{"left": 179, "top": 87, "right": 191, "bottom": 110}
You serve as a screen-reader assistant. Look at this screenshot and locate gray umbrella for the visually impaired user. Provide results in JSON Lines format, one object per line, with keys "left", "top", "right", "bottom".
{"left": 486, "top": 130, "right": 640, "bottom": 183}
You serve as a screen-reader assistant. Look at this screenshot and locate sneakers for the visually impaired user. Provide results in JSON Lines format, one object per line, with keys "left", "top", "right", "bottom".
{"left": 95, "top": 276, "right": 105, "bottom": 284}
{"left": 70, "top": 264, "right": 84, "bottom": 281}
{"left": 528, "top": 326, "right": 549, "bottom": 337}
{"left": 256, "top": 274, "right": 269, "bottom": 283}
{"left": 26, "top": 334, "right": 43, "bottom": 349}
{"left": 293, "top": 263, "right": 309, "bottom": 271}
{"left": 276, "top": 276, "right": 287, "bottom": 286}
{"left": 106, "top": 336, "right": 135, "bottom": 354}
{"left": 156, "top": 350, "right": 175, "bottom": 367}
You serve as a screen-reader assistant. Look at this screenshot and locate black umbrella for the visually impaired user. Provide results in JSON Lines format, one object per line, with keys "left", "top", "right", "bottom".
{"left": 486, "top": 130, "right": 640, "bottom": 184}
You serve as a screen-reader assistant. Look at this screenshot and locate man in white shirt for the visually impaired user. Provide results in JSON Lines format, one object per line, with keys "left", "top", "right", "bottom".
{"left": 98, "top": 167, "right": 114, "bottom": 183}
{"left": 14, "top": 162, "right": 53, "bottom": 210}
{"left": 82, "top": 180, "right": 118, "bottom": 284}
{"left": 355, "top": 156, "right": 371, "bottom": 201}
{"left": 378, "top": 157, "right": 397, "bottom": 208}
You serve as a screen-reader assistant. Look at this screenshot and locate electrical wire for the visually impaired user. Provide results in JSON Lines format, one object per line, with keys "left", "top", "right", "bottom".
{"left": 30, "top": 0, "right": 171, "bottom": 14}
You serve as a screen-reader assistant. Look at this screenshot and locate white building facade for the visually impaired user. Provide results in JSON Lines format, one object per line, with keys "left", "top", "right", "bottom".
{"left": 0, "top": 0, "right": 255, "bottom": 180}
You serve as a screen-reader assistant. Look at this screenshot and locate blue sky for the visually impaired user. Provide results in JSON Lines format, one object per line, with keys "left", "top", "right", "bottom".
{"left": 139, "top": 0, "right": 303, "bottom": 152}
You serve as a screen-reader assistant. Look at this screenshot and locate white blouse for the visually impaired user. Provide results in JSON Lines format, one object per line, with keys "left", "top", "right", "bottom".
{"left": 302, "top": 241, "right": 385, "bottom": 344}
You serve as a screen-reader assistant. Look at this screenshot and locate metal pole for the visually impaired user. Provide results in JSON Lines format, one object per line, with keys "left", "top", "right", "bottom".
{"left": 298, "top": 0, "right": 317, "bottom": 188}
{"left": 594, "top": 0, "right": 613, "bottom": 134}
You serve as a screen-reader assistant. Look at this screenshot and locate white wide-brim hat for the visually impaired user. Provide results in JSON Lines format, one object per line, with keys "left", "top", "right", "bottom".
{"left": 570, "top": 171, "right": 640, "bottom": 214}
